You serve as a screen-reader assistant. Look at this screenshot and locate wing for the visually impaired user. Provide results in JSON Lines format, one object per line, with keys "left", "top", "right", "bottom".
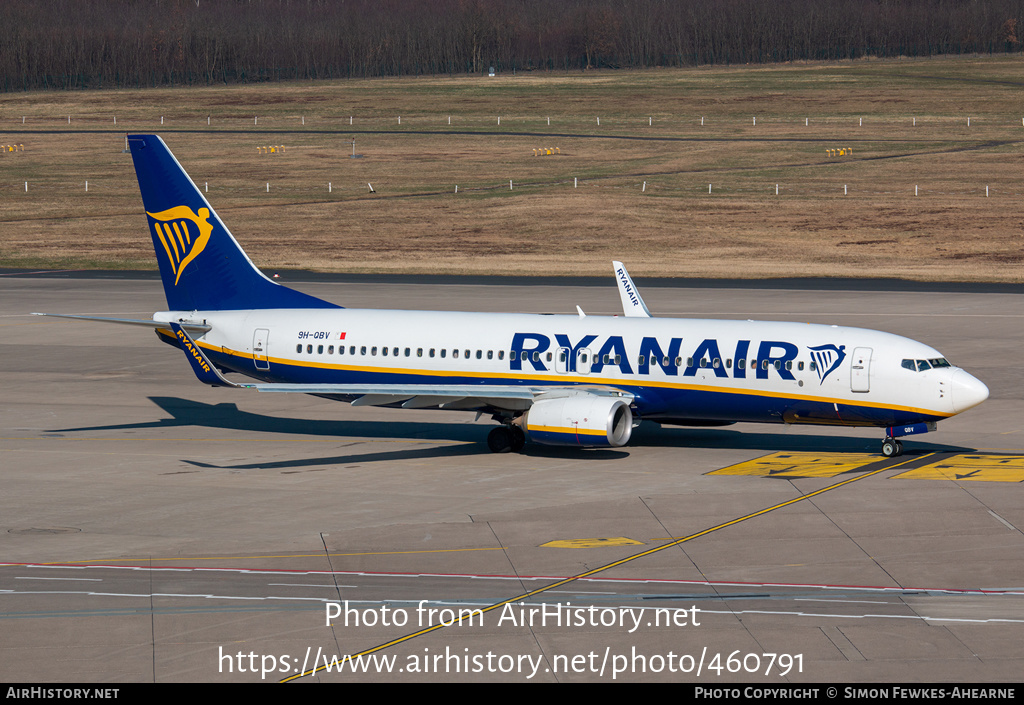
{"left": 168, "top": 323, "right": 632, "bottom": 412}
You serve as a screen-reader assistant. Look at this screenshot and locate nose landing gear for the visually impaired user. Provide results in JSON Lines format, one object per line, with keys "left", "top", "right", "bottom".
{"left": 880, "top": 422, "right": 935, "bottom": 457}
{"left": 881, "top": 437, "right": 903, "bottom": 458}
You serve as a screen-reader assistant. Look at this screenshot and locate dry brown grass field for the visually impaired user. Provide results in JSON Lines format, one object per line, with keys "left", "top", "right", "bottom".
{"left": 2, "top": 55, "right": 1024, "bottom": 280}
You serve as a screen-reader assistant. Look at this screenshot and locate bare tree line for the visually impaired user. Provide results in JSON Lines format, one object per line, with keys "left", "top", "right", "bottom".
{"left": 1, "top": 0, "right": 1021, "bottom": 91}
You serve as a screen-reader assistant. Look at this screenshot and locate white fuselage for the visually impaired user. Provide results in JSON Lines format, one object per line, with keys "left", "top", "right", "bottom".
{"left": 158, "top": 307, "right": 988, "bottom": 429}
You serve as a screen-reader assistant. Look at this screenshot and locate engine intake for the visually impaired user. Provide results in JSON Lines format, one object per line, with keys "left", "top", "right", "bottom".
{"left": 524, "top": 394, "right": 633, "bottom": 447}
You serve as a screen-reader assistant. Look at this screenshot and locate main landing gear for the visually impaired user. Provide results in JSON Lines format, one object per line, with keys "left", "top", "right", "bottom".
{"left": 487, "top": 424, "right": 526, "bottom": 453}
{"left": 881, "top": 436, "right": 903, "bottom": 458}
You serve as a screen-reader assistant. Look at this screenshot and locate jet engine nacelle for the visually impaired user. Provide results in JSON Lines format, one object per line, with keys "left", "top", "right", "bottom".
{"left": 523, "top": 393, "right": 633, "bottom": 447}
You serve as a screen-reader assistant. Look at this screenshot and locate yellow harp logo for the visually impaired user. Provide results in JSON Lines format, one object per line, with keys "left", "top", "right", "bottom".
{"left": 146, "top": 206, "right": 214, "bottom": 285}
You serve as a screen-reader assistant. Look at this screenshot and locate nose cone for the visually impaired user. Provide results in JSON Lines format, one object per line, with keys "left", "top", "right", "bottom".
{"left": 951, "top": 369, "right": 989, "bottom": 413}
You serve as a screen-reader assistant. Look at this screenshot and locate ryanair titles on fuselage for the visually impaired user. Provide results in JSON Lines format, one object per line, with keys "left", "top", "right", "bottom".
{"left": 509, "top": 332, "right": 845, "bottom": 383}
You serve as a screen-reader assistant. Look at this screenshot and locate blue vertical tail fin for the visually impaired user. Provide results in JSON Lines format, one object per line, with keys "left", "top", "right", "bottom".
{"left": 128, "top": 134, "right": 339, "bottom": 311}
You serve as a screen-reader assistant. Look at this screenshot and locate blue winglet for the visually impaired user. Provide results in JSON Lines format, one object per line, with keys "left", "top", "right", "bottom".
{"left": 128, "top": 134, "right": 340, "bottom": 312}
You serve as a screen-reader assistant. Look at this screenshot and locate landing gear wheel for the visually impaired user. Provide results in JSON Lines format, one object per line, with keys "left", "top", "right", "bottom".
{"left": 881, "top": 438, "right": 903, "bottom": 457}
{"left": 509, "top": 425, "right": 526, "bottom": 453}
{"left": 487, "top": 426, "right": 513, "bottom": 453}
{"left": 487, "top": 425, "right": 526, "bottom": 453}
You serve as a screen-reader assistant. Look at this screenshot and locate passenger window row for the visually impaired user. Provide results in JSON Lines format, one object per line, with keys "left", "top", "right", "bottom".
{"left": 291, "top": 344, "right": 830, "bottom": 374}
{"left": 295, "top": 344, "right": 507, "bottom": 361}
{"left": 633, "top": 356, "right": 813, "bottom": 372}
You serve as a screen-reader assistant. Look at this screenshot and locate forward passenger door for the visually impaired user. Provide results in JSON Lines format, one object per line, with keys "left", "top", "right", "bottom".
{"left": 851, "top": 347, "right": 871, "bottom": 392}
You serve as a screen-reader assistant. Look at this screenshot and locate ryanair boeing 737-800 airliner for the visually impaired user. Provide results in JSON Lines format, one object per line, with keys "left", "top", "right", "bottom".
{"left": 38, "top": 135, "right": 989, "bottom": 456}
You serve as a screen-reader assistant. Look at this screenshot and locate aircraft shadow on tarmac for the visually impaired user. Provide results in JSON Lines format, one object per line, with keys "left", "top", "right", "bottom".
{"left": 48, "top": 396, "right": 632, "bottom": 466}
{"left": 631, "top": 424, "right": 973, "bottom": 455}
{"left": 47, "top": 396, "right": 974, "bottom": 468}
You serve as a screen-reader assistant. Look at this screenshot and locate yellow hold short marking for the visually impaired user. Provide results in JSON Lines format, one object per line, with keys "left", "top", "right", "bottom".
{"left": 893, "top": 454, "right": 1024, "bottom": 483}
{"left": 711, "top": 452, "right": 880, "bottom": 478}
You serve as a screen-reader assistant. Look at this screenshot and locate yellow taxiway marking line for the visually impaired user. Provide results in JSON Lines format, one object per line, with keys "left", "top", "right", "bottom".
{"left": 283, "top": 453, "right": 930, "bottom": 683}
{"left": 709, "top": 452, "right": 880, "bottom": 478}
{"left": 892, "top": 454, "right": 1024, "bottom": 483}
{"left": 541, "top": 538, "right": 645, "bottom": 548}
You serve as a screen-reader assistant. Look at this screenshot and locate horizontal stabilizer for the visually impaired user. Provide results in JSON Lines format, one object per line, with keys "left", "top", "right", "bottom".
{"left": 32, "top": 313, "right": 211, "bottom": 334}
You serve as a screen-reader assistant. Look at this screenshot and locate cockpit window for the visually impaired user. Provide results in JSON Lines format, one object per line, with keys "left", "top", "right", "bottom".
{"left": 903, "top": 357, "right": 952, "bottom": 372}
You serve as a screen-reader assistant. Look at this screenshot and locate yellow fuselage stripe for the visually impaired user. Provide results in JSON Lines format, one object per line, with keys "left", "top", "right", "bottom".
{"left": 185, "top": 336, "right": 951, "bottom": 420}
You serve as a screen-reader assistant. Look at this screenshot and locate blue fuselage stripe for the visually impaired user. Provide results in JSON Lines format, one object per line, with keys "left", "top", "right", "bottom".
{"left": 202, "top": 346, "right": 944, "bottom": 428}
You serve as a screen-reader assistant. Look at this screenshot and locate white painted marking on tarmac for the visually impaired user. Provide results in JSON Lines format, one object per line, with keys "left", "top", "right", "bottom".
{"left": 0, "top": 590, "right": 339, "bottom": 602}
{"left": 988, "top": 510, "right": 1018, "bottom": 531}
{"left": 5, "top": 587, "right": 1024, "bottom": 627}
{"left": 6, "top": 563, "right": 1024, "bottom": 596}
{"left": 268, "top": 583, "right": 357, "bottom": 588}
{"left": 796, "top": 598, "right": 890, "bottom": 604}
{"left": 15, "top": 576, "right": 101, "bottom": 582}
{"left": 700, "top": 608, "right": 1024, "bottom": 624}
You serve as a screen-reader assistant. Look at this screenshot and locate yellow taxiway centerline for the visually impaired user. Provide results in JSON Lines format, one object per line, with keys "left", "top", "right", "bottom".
{"left": 282, "top": 452, "right": 930, "bottom": 682}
